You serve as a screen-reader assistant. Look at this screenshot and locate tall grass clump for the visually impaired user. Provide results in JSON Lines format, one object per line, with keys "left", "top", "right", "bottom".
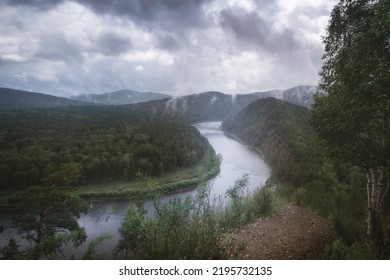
{"left": 114, "top": 175, "right": 276, "bottom": 259}
{"left": 221, "top": 175, "right": 276, "bottom": 229}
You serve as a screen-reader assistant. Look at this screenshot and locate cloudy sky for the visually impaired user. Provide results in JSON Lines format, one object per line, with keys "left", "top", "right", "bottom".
{"left": 0, "top": 0, "right": 334, "bottom": 97}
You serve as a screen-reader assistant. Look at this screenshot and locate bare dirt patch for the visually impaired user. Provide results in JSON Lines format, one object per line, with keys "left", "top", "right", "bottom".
{"left": 228, "top": 204, "right": 338, "bottom": 259}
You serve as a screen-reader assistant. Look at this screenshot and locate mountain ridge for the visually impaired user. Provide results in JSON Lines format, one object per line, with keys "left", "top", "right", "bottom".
{"left": 0, "top": 87, "right": 91, "bottom": 110}
{"left": 71, "top": 89, "right": 171, "bottom": 105}
{"left": 247, "top": 85, "right": 315, "bottom": 108}
{"left": 0, "top": 85, "right": 315, "bottom": 112}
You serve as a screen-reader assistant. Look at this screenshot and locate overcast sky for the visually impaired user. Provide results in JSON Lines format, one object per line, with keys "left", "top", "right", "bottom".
{"left": 0, "top": 0, "right": 335, "bottom": 97}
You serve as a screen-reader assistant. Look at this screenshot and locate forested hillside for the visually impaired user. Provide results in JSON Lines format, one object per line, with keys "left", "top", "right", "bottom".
{"left": 222, "top": 97, "right": 390, "bottom": 258}
{"left": 223, "top": 97, "right": 317, "bottom": 186}
{"left": 0, "top": 106, "right": 210, "bottom": 192}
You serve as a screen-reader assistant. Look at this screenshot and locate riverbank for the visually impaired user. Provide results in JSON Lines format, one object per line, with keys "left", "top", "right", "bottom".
{"left": 223, "top": 130, "right": 266, "bottom": 159}
{"left": 74, "top": 145, "right": 220, "bottom": 201}
{"left": 0, "top": 145, "right": 220, "bottom": 206}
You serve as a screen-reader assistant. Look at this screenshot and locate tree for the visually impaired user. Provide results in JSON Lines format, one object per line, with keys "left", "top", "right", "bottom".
{"left": 0, "top": 238, "right": 23, "bottom": 260}
{"left": 11, "top": 165, "right": 89, "bottom": 259}
{"left": 311, "top": 0, "right": 389, "bottom": 251}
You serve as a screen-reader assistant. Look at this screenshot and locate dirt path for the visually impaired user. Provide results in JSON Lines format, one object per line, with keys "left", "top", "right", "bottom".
{"left": 228, "top": 204, "right": 338, "bottom": 259}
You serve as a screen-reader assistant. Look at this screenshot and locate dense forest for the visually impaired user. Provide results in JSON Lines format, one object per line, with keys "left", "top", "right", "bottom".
{"left": 223, "top": 97, "right": 317, "bottom": 186}
{"left": 0, "top": 106, "right": 210, "bottom": 192}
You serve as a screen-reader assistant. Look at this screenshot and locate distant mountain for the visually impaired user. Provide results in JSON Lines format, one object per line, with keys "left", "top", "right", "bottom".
{"left": 131, "top": 86, "right": 314, "bottom": 122}
{"left": 71, "top": 90, "right": 171, "bottom": 105}
{"left": 248, "top": 85, "right": 316, "bottom": 108}
{"left": 126, "top": 91, "right": 260, "bottom": 122}
{"left": 0, "top": 85, "right": 315, "bottom": 114}
{"left": 163, "top": 91, "right": 262, "bottom": 121}
{"left": 0, "top": 87, "right": 90, "bottom": 110}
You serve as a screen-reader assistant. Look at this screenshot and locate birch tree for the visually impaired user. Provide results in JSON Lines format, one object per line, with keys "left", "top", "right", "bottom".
{"left": 311, "top": 0, "right": 389, "bottom": 250}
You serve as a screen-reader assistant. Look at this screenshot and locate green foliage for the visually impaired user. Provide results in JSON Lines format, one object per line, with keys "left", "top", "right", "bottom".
{"left": 76, "top": 147, "right": 220, "bottom": 200}
{"left": 9, "top": 181, "right": 89, "bottom": 259}
{"left": 311, "top": 0, "right": 389, "bottom": 175}
{"left": 82, "top": 233, "right": 113, "bottom": 260}
{"left": 115, "top": 176, "right": 276, "bottom": 259}
{"left": 0, "top": 106, "right": 210, "bottom": 192}
{"left": 0, "top": 238, "right": 23, "bottom": 260}
{"left": 311, "top": 0, "right": 389, "bottom": 251}
{"left": 222, "top": 175, "right": 275, "bottom": 228}
{"left": 115, "top": 184, "right": 223, "bottom": 259}
{"left": 253, "top": 185, "right": 275, "bottom": 217}
{"left": 324, "top": 239, "right": 381, "bottom": 260}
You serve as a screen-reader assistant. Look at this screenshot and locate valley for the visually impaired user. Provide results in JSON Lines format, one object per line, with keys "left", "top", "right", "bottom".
{"left": 0, "top": 80, "right": 388, "bottom": 260}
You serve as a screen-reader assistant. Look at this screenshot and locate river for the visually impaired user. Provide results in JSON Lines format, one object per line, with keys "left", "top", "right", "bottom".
{"left": 0, "top": 121, "right": 270, "bottom": 259}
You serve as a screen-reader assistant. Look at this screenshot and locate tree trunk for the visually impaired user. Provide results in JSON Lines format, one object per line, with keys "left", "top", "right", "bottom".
{"left": 366, "top": 169, "right": 373, "bottom": 239}
{"left": 366, "top": 166, "right": 386, "bottom": 251}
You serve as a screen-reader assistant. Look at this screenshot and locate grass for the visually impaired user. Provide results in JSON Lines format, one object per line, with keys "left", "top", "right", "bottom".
{"left": 74, "top": 146, "right": 220, "bottom": 201}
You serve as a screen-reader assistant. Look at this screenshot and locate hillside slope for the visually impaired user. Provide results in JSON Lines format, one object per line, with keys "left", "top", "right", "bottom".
{"left": 222, "top": 97, "right": 319, "bottom": 185}
{"left": 0, "top": 87, "right": 90, "bottom": 110}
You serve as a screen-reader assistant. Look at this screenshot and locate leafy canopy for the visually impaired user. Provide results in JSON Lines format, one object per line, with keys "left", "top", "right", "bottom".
{"left": 311, "top": 0, "right": 389, "bottom": 168}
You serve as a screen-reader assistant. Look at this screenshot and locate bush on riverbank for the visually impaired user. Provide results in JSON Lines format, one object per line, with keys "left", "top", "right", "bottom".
{"left": 114, "top": 176, "right": 276, "bottom": 259}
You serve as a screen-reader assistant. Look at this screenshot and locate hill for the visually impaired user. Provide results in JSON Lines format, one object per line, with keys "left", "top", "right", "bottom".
{"left": 222, "top": 97, "right": 368, "bottom": 250}
{"left": 222, "top": 97, "right": 318, "bottom": 185}
{"left": 0, "top": 87, "right": 90, "bottom": 110}
{"left": 248, "top": 85, "right": 315, "bottom": 108}
{"left": 71, "top": 90, "right": 171, "bottom": 105}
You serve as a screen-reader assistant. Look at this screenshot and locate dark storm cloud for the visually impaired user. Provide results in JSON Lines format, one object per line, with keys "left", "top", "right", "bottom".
{"left": 34, "top": 33, "right": 85, "bottom": 63}
{"left": 6, "top": 0, "right": 209, "bottom": 27}
{"left": 95, "top": 32, "right": 132, "bottom": 56}
{"left": 33, "top": 31, "right": 131, "bottom": 63}
{"left": 4, "top": 0, "right": 63, "bottom": 9}
{"left": 79, "top": 0, "right": 208, "bottom": 27}
{"left": 220, "top": 9, "right": 298, "bottom": 52}
{"left": 156, "top": 33, "right": 181, "bottom": 50}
